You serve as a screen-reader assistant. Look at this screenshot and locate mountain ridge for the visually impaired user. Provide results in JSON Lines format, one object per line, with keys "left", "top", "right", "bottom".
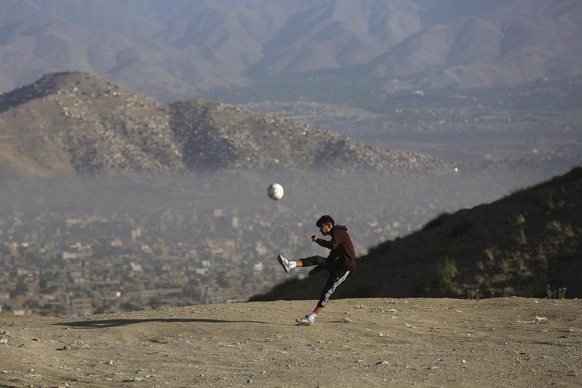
{"left": 1, "top": 0, "right": 581, "bottom": 101}
{"left": 0, "top": 71, "right": 453, "bottom": 180}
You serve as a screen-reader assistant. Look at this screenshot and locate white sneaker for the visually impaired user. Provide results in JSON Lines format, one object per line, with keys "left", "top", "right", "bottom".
{"left": 295, "top": 314, "right": 315, "bottom": 326}
{"left": 277, "top": 254, "right": 291, "bottom": 273}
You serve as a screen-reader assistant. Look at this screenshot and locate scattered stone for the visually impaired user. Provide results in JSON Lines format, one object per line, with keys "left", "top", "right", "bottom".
{"left": 517, "top": 316, "right": 549, "bottom": 324}
{"left": 122, "top": 377, "right": 143, "bottom": 382}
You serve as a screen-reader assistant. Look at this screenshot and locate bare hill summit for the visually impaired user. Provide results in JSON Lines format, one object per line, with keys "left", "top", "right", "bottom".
{"left": 0, "top": 72, "right": 452, "bottom": 180}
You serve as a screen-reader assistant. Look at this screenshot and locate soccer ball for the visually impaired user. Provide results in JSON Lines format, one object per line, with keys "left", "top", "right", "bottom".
{"left": 267, "top": 183, "right": 284, "bottom": 200}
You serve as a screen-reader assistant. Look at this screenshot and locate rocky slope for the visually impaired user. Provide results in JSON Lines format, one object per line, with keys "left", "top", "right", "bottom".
{"left": 0, "top": 72, "right": 453, "bottom": 180}
{"left": 253, "top": 166, "right": 582, "bottom": 301}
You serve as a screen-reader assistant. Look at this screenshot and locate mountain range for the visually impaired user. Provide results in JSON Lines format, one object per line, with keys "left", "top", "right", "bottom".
{"left": 1, "top": 0, "right": 581, "bottom": 102}
{"left": 0, "top": 72, "right": 451, "bottom": 179}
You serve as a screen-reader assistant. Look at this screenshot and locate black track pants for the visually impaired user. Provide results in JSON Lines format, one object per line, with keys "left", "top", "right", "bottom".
{"left": 300, "top": 256, "right": 350, "bottom": 308}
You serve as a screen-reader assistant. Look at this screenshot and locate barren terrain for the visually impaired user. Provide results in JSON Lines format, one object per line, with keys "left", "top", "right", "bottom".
{"left": 1, "top": 297, "right": 580, "bottom": 387}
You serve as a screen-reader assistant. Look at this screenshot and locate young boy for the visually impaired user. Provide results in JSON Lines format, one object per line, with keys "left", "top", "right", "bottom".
{"left": 277, "top": 215, "right": 356, "bottom": 325}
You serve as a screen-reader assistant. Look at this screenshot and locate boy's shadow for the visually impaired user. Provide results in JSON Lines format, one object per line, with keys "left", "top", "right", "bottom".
{"left": 56, "top": 317, "right": 268, "bottom": 329}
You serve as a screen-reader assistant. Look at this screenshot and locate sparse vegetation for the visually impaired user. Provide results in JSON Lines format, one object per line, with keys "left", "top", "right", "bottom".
{"left": 516, "top": 228, "right": 528, "bottom": 245}
{"left": 548, "top": 220, "right": 576, "bottom": 238}
{"left": 535, "top": 245, "right": 549, "bottom": 270}
{"left": 514, "top": 213, "right": 526, "bottom": 225}
{"left": 499, "top": 258, "right": 511, "bottom": 275}
{"left": 484, "top": 247, "right": 499, "bottom": 263}
{"left": 436, "top": 257, "right": 457, "bottom": 286}
{"left": 515, "top": 254, "right": 528, "bottom": 273}
{"left": 543, "top": 191, "right": 566, "bottom": 213}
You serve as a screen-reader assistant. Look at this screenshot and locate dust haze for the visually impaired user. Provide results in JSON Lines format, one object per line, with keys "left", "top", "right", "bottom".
{"left": 0, "top": 165, "right": 570, "bottom": 255}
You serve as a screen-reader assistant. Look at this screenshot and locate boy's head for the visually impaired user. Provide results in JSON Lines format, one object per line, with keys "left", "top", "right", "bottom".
{"left": 316, "top": 215, "right": 335, "bottom": 229}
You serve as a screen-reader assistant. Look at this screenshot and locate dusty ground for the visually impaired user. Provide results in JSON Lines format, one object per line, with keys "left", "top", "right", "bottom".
{"left": 0, "top": 297, "right": 580, "bottom": 387}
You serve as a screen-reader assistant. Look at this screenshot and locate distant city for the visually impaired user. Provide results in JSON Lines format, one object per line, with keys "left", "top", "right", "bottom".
{"left": 0, "top": 194, "right": 392, "bottom": 316}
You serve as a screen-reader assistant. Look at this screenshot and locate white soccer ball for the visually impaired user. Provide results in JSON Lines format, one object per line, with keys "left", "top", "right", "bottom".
{"left": 267, "top": 183, "right": 284, "bottom": 200}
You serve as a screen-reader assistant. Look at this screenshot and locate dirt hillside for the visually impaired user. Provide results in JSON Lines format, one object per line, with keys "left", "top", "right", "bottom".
{"left": 1, "top": 297, "right": 580, "bottom": 387}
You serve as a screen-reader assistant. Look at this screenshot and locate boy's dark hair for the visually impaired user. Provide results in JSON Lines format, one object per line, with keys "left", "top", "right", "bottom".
{"left": 316, "top": 215, "right": 335, "bottom": 227}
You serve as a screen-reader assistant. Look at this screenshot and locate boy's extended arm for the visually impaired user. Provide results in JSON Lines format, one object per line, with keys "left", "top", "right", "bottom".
{"left": 314, "top": 238, "right": 333, "bottom": 249}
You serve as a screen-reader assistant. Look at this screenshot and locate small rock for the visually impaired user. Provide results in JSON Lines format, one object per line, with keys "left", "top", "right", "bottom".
{"left": 122, "top": 377, "right": 143, "bottom": 382}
